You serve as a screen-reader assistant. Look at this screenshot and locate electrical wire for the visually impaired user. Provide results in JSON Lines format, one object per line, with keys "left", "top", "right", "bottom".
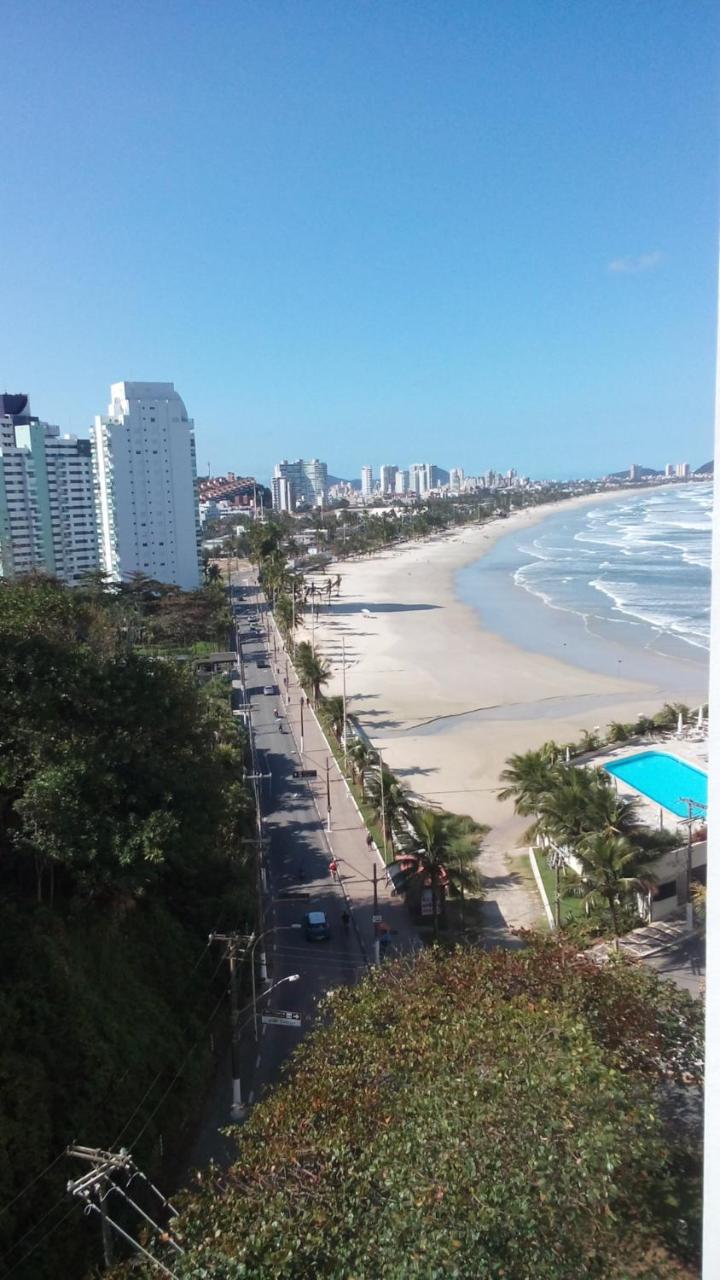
{"left": 0, "top": 1201, "right": 79, "bottom": 1279}
{"left": 0, "top": 1151, "right": 66, "bottom": 1221}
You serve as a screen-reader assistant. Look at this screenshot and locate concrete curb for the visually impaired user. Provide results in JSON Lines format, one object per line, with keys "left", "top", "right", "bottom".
{"left": 528, "top": 846, "right": 555, "bottom": 929}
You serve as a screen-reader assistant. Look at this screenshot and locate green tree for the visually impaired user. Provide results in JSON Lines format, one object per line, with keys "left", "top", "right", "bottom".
{"left": 497, "top": 747, "right": 559, "bottom": 814}
{"left": 571, "top": 832, "right": 662, "bottom": 946}
{"left": 364, "top": 765, "right": 411, "bottom": 853}
{"left": 112, "top": 943, "right": 702, "bottom": 1280}
{"left": 294, "top": 642, "right": 331, "bottom": 704}
{"left": 405, "top": 808, "right": 483, "bottom": 939}
{"left": 348, "top": 738, "right": 375, "bottom": 795}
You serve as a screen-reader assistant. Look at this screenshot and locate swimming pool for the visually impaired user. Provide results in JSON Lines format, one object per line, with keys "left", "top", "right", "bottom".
{"left": 604, "top": 751, "right": 707, "bottom": 818}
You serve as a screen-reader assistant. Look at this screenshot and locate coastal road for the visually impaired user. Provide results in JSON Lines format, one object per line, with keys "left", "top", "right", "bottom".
{"left": 240, "top": 583, "right": 366, "bottom": 1104}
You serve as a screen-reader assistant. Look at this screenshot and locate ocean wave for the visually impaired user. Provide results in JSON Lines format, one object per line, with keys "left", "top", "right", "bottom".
{"left": 510, "top": 483, "right": 712, "bottom": 654}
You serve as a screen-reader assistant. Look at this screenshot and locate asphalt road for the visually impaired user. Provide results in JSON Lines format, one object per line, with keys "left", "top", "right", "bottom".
{"left": 239, "top": 579, "right": 366, "bottom": 1103}
{"left": 182, "top": 576, "right": 368, "bottom": 1175}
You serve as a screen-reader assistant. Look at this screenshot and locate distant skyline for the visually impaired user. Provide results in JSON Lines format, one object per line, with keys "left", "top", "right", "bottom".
{"left": 1, "top": 1, "right": 717, "bottom": 482}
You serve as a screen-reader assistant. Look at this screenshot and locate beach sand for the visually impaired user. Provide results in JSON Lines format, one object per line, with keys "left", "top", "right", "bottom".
{"left": 301, "top": 494, "right": 709, "bottom": 933}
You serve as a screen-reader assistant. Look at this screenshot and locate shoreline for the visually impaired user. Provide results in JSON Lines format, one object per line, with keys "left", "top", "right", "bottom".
{"left": 303, "top": 491, "right": 709, "bottom": 932}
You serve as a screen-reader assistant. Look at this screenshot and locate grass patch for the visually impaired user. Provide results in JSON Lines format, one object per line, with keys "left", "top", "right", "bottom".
{"left": 534, "top": 849, "right": 588, "bottom": 926}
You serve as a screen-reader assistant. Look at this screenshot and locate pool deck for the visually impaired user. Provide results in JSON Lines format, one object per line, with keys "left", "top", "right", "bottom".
{"left": 586, "top": 734, "right": 709, "bottom": 835}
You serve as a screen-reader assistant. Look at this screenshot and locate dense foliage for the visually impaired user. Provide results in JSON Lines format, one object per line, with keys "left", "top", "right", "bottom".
{"left": 115, "top": 940, "right": 702, "bottom": 1280}
{"left": 0, "top": 577, "right": 255, "bottom": 1278}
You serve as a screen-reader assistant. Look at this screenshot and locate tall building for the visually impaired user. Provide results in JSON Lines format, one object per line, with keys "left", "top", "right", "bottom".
{"left": 665, "top": 464, "right": 676, "bottom": 478}
{"left": 379, "top": 464, "right": 397, "bottom": 494}
{"left": 395, "top": 469, "right": 410, "bottom": 495}
{"left": 272, "top": 473, "right": 293, "bottom": 513}
{"left": 91, "top": 382, "right": 201, "bottom": 590}
{"left": 361, "top": 465, "right": 373, "bottom": 497}
{"left": 449, "top": 467, "right": 464, "bottom": 492}
{"left": 676, "top": 462, "right": 690, "bottom": 478}
{"left": 45, "top": 430, "right": 99, "bottom": 584}
{"left": 273, "top": 458, "right": 328, "bottom": 510}
{"left": 409, "top": 463, "right": 430, "bottom": 494}
{"left": 0, "top": 394, "right": 99, "bottom": 583}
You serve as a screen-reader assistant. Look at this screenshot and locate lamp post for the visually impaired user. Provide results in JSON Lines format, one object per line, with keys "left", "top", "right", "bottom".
{"left": 250, "top": 925, "right": 302, "bottom": 1039}
{"left": 680, "top": 797, "right": 707, "bottom": 931}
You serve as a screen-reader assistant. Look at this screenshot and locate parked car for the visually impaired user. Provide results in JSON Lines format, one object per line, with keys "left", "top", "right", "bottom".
{"left": 303, "top": 910, "right": 331, "bottom": 941}
{"left": 263, "top": 685, "right": 276, "bottom": 696}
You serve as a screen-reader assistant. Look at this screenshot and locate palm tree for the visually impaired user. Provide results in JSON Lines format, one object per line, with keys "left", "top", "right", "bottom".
{"left": 405, "top": 809, "right": 483, "bottom": 940}
{"left": 349, "top": 739, "right": 375, "bottom": 796}
{"left": 498, "top": 748, "right": 559, "bottom": 815}
{"left": 324, "top": 695, "right": 346, "bottom": 741}
{"left": 364, "top": 766, "right": 411, "bottom": 854}
{"left": 294, "top": 641, "right": 331, "bottom": 704}
{"left": 571, "top": 832, "right": 661, "bottom": 947}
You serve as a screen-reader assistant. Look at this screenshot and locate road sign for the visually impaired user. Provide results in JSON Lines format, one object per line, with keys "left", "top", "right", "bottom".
{"left": 262, "top": 1010, "right": 302, "bottom": 1029}
{"left": 372, "top": 914, "right": 382, "bottom": 924}
{"left": 293, "top": 769, "right": 318, "bottom": 779}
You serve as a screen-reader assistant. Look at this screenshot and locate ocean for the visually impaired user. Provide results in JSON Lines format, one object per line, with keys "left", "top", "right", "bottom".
{"left": 456, "top": 483, "right": 711, "bottom": 691}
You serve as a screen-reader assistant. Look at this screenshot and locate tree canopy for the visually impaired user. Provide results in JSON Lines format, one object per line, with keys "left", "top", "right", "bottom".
{"left": 115, "top": 940, "right": 702, "bottom": 1280}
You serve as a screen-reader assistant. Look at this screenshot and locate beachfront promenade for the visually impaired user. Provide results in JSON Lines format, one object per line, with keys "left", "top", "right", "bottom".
{"left": 264, "top": 603, "right": 420, "bottom": 962}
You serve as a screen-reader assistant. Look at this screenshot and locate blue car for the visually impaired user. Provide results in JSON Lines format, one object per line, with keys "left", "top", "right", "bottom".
{"left": 303, "top": 910, "right": 331, "bottom": 941}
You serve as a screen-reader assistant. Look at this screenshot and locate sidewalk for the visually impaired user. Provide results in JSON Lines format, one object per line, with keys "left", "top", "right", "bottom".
{"left": 265, "top": 611, "right": 420, "bottom": 964}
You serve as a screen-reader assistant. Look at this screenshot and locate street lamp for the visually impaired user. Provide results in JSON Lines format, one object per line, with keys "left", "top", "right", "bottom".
{"left": 231, "top": 974, "right": 301, "bottom": 1120}
{"left": 250, "top": 925, "right": 302, "bottom": 1038}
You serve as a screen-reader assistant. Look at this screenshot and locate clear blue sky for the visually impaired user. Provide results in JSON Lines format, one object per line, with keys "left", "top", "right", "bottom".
{"left": 1, "top": 0, "right": 718, "bottom": 481}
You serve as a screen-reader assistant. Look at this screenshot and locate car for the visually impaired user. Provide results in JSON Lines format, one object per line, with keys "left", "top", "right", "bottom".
{"left": 263, "top": 685, "right": 276, "bottom": 696}
{"left": 303, "top": 910, "right": 331, "bottom": 941}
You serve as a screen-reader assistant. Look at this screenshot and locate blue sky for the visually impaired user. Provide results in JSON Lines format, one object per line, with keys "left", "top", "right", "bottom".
{"left": 1, "top": 0, "right": 718, "bottom": 481}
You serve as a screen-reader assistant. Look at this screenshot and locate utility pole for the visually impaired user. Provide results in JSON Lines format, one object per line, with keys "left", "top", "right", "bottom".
{"left": 341, "top": 635, "right": 348, "bottom": 773}
{"left": 378, "top": 749, "right": 388, "bottom": 863}
{"left": 326, "top": 757, "right": 332, "bottom": 832}
{"left": 300, "top": 696, "right": 305, "bottom": 757}
{"left": 209, "top": 932, "right": 253, "bottom": 1118}
{"left": 373, "top": 863, "right": 381, "bottom": 966}
{"left": 67, "top": 1147, "right": 182, "bottom": 1278}
{"left": 679, "top": 798, "right": 706, "bottom": 930}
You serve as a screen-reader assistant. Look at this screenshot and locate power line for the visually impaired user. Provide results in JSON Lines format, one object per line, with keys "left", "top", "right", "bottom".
{"left": 0, "top": 1202, "right": 79, "bottom": 1280}
{"left": 0, "top": 1150, "right": 66, "bottom": 1220}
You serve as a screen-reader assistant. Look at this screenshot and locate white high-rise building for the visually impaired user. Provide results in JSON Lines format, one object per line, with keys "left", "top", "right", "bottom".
{"left": 91, "top": 382, "right": 201, "bottom": 590}
{"left": 395, "top": 469, "right": 410, "bottom": 495}
{"left": 0, "top": 395, "right": 99, "bottom": 584}
{"left": 272, "top": 474, "right": 293, "bottom": 512}
{"left": 449, "top": 467, "right": 464, "bottom": 492}
{"left": 409, "top": 463, "right": 429, "bottom": 494}
{"left": 361, "top": 465, "right": 373, "bottom": 497}
{"left": 273, "top": 459, "right": 328, "bottom": 510}
{"left": 676, "top": 462, "right": 690, "bottom": 478}
{"left": 379, "top": 464, "right": 397, "bottom": 494}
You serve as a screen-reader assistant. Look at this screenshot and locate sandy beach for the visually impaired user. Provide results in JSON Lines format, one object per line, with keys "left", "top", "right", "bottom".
{"left": 301, "top": 493, "right": 709, "bottom": 931}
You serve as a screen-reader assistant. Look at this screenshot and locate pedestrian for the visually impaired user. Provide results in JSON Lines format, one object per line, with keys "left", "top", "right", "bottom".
{"left": 366, "top": 832, "right": 373, "bottom": 850}
{"left": 329, "top": 859, "right": 338, "bottom": 879}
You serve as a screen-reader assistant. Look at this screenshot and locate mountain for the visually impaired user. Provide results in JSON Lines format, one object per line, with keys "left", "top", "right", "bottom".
{"left": 695, "top": 460, "right": 714, "bottom": 475}
{"left": 607, "top": 465, "right": 661, "bottom": 480}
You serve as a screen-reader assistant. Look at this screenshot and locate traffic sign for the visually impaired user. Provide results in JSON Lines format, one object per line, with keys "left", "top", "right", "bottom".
{"left": 372, "top": 914, "right": 382, "bottom": 924}
{"left": 293, "top": 769, "right": 318, "bottom": 779}
{"left": 262, "top": 1010, "right": 302, "bottom": 1029}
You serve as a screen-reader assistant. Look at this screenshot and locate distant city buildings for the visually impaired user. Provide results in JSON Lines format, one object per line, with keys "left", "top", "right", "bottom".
{"left": 0, "top": 394, "right": 99, "bottom": 584}
{"left": 91, "top": 381, "right": 202, "bottom": 590}
{"left": 379, "top": 464, "right": 397, "bottom": 494}
{"left": 361, "top": 465, "right": 373, "bottom": 497}
{"left": 395, "top": 469, "right": 410, "bottom": 495}
{"left": 272, "top": 458, "right": 328, "bottom": 511}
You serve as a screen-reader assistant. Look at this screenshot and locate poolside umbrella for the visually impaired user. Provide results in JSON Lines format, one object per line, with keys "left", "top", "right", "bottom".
{"left": 677, "top": 711, "right": 683, "bottom": 736}
{"left": 565, "top": 747, "right": 570, "bottom": 763}
{"left": 698, "top": 706, "right": 704, "bottom": 730}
